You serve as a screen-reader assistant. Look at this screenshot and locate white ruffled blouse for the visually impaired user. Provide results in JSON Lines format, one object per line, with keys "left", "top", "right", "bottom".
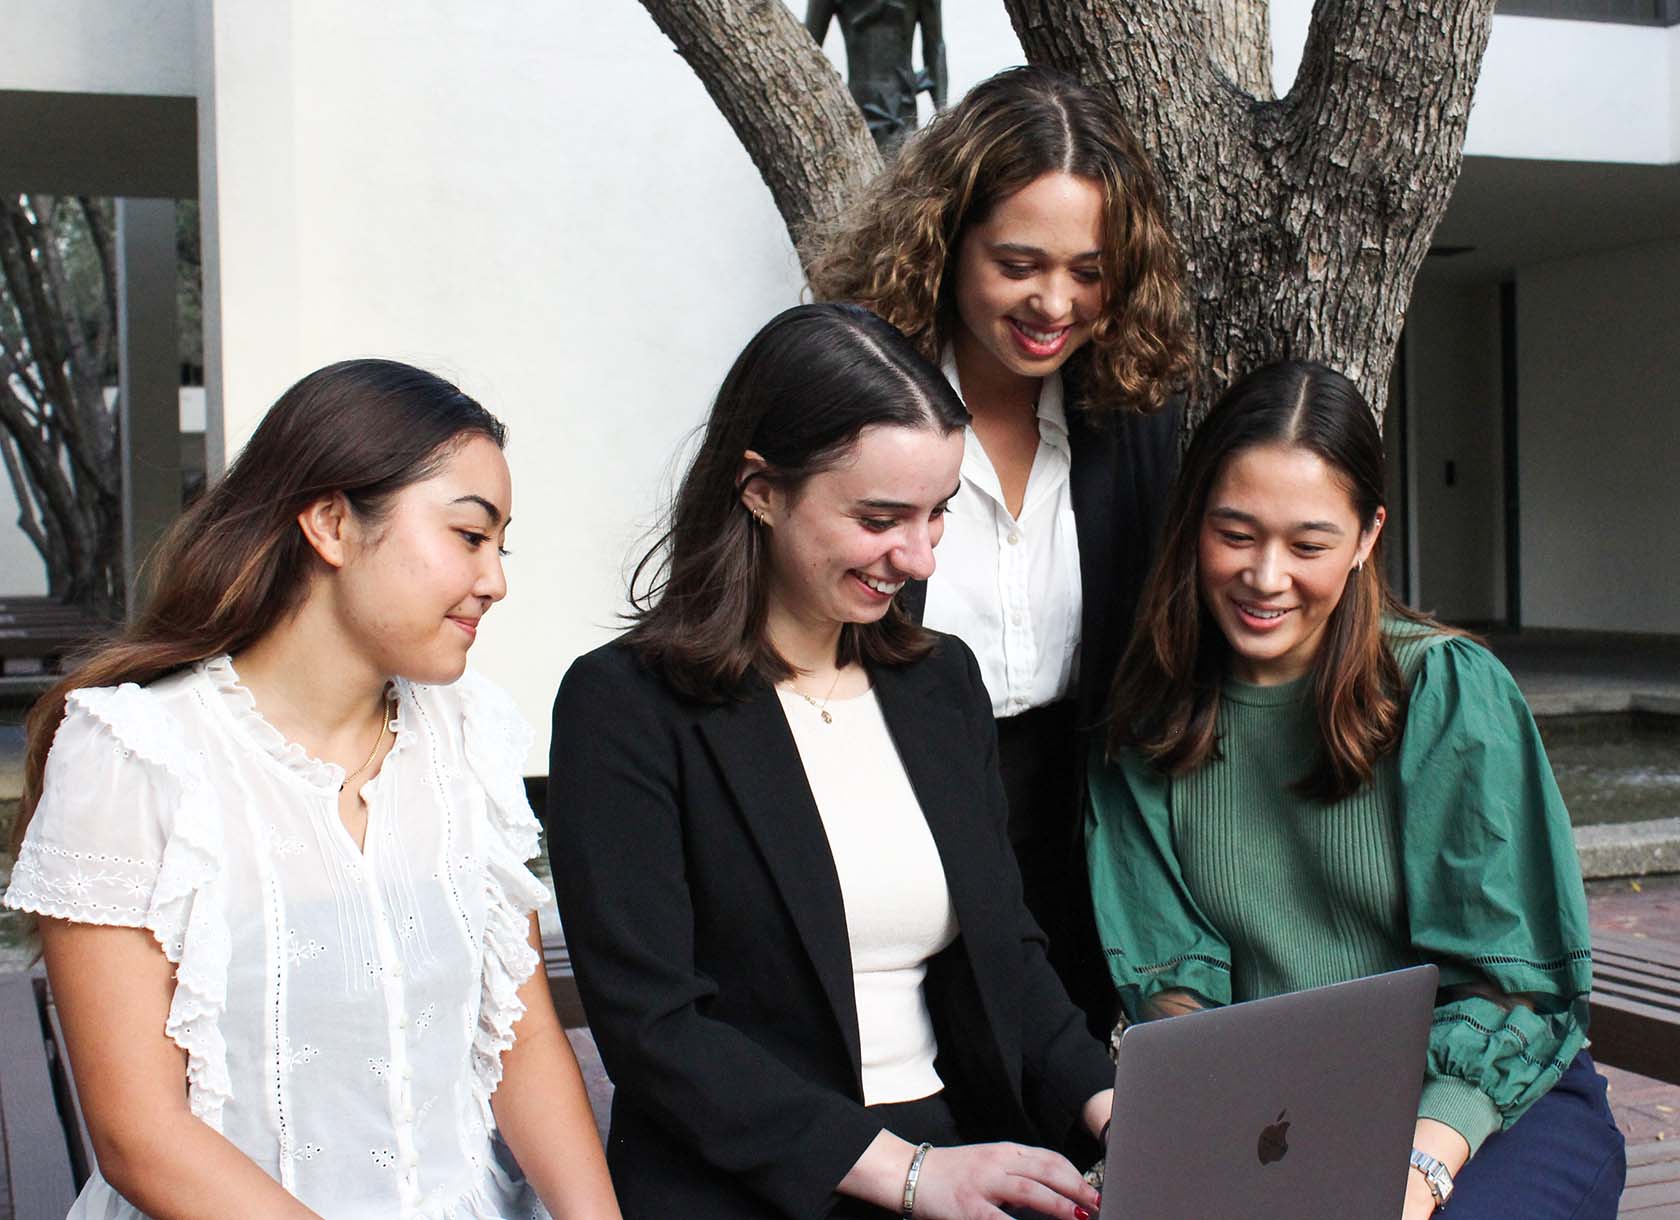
{"left": 2, "top": 658, "right": 553, "bottom": 1220}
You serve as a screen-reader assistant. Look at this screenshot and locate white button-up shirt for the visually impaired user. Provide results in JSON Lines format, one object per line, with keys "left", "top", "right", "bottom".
{"left": 924, "top": 352, "right": 1083, "bottom": 719}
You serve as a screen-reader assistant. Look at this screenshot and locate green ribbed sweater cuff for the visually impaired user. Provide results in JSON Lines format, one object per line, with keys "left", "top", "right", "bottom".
{"left": 1419, "top": 1076, "right": 1502, "bottom": 1156}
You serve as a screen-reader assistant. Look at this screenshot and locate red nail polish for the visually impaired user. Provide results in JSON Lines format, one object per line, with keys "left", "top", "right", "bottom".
{"left": 1075, "top": 1209, "right": 1091, "bottom": 1220}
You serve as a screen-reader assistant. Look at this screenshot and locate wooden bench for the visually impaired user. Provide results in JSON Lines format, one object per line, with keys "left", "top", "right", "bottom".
{"left": 0, "top": 601, "right": 111, "bottom": 686}
{"left": 0, "top": 972, "right": 90, "bottom": 1218}
{"left": 543, "top": 932, "right": 587, "bottom": 1029}
{"left": 1589, "top": 932, "right": 1680, "bottom": 1085}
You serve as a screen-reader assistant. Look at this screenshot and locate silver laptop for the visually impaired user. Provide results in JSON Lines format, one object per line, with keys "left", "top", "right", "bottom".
{"left": 1099, "top": 964, "right": 1437, "bottom": 1219}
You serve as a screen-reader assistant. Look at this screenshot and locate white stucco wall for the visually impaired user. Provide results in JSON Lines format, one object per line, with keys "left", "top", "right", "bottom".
{"left": 1517, "top": 238, "right": 1680, "bottom": 634}
{"left": 199, "top": 4, "right": 803, "bottom": 767}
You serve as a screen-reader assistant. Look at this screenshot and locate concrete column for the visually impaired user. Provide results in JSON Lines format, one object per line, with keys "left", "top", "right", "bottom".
{"left": 116, "top": 197, "right": 182, "bottom": 609}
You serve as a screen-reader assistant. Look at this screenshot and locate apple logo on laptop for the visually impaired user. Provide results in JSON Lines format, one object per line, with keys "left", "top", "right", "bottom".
{"left": 1257, "top": 1110, "right": 1290, "bottom": 1166}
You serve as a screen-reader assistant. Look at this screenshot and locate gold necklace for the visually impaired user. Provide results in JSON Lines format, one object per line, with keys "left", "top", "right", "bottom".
{"left": 790, "top": 668, "right": 843, "bottom": 724}
{"left": 340, "top": 688, "right": 398, "bottom": 792}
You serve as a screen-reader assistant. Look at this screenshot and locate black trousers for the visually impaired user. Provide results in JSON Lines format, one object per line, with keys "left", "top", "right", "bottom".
{"left": 995, "top": 701, "right": 1115, "bottom": 1043}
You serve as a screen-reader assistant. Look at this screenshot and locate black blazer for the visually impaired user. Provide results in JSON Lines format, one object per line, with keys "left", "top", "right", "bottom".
{"left": 545, "top": 635, "right": 1112, "bottom": 1220}
{"left": 900, "top": 396, "right": 1182, "bottom": 733}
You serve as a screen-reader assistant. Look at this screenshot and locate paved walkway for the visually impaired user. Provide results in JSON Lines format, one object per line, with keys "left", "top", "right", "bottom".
{"left": 1487, "top": 628, "right": 1680, "bottom": 715}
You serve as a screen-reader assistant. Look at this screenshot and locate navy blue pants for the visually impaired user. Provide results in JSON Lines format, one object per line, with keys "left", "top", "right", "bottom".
{"left": 1447, "top": 1051, "right": 1626, "bottom": 1219}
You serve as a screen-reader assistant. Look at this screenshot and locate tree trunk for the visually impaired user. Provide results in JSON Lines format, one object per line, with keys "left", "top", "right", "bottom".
{"left": 0, "top": 194, "right": 124, "bottom": 616}
{"left": 1003, "top": 0, "right": 1495, "bottom": 423}
{"left": 635, "top": 0, "right": 1496, "bottom": 426}
{"left": 634, "top": 0, "right": 883, "bottom": 255}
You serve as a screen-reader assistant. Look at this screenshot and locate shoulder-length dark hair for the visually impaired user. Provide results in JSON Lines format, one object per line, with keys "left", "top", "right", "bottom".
{"left": 626, "top": 303, "right": 969, "bottom": 701}
{"left": 15, "top": 358, "right": 505, "bottom": 850}
{"left": 806, "top": 65, "right": 1194, "bottom": 416}
{"left": 1108, "top": 360, "right": 1445, "bottom": 802}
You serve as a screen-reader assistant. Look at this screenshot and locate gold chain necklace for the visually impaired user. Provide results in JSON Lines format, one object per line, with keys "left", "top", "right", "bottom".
{"left": 790, "top": 668, "right": 843, "bottom": 725}
{"left": 340, "top": 687, "right": 399, "bottom": 793}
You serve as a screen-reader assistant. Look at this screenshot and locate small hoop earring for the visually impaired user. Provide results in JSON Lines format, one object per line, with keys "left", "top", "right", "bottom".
{"left": 1354, "top": 558, "right": 1365, "bottom": 574}
{"left": 752, "top": 508, "right": 769, "bottom": 527}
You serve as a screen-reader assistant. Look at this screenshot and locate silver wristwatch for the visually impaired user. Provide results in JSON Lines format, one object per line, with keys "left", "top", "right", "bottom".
{"left": 1409, "top": 1148, "right": 1455, "bottom": 1206}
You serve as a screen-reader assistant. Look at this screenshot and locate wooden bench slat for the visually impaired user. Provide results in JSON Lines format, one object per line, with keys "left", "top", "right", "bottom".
{"left": 40, "top": 983, "right": 93, "bottom": 1188}
{"left": 0, "top": 975, "right": 76, "bottom": 1217}
{"left": 1596, "top": 933, "right": 1680, "bottom": 967}
{"left": 1595, "top": 970, "right": 1680, "bottom": 1005}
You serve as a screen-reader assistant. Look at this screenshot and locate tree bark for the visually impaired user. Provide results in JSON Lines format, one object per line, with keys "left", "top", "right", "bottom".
{"left": 633, "top": 0, "right": 883, "bottom": 258}
{"left": 1004, "top": 0, "right": 1495, "bottom": 422}
{"left": 1210, "top": 0, "right": 1273, "bottom": 101}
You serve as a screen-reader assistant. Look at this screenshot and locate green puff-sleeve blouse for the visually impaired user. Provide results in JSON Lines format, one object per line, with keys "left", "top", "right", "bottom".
{"left": 1085, "top": 628, "right": 1593, "bottom": 1155}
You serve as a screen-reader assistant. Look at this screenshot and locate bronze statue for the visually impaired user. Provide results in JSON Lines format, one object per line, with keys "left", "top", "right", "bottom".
{"left": 807, "top": 0, "right": 947, "bottom": 150}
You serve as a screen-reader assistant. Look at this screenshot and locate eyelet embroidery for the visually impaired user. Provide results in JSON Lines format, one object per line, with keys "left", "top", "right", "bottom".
{"left": 287, "top": 929, "right": 326, "bottom": 967}
{"left": 15, "top": 669, "right": 549, "bottom": 1213}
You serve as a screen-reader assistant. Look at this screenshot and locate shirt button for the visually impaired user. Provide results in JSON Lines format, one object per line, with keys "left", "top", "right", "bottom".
{"left": 389, "top": 961, "right": 405, "bottom": 978}
{"left": 1006, "top": 532, "right": 1020, "bottom": 546}
{"left": 402, "top": 1065, "right": 414, "bottom": 1081}
{"left": 400, "top": 1104, "right": 415, "bottom": 1122}
{"left": 396, "top": 1016, "right": 409, "bottom": 1031}
{"left": 1010, "top": 611, "right": 1024, "bottom": 626}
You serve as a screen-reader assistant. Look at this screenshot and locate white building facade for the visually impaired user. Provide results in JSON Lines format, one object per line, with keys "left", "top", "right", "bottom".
{"left": 1, "top": 0, "right": 1676, "bottom": 766}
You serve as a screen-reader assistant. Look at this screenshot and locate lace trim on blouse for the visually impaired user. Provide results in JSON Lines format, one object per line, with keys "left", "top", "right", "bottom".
{"left": 7, "top": 681, "right": 234, "bottom": 1126}
{"left": 457, "top": 671, "right": 551, "bottom": 1126}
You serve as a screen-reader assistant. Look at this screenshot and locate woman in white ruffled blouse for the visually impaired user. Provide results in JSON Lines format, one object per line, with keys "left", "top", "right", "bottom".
{"left": 3, "top": 360, "right": 620, "bottom": 1220}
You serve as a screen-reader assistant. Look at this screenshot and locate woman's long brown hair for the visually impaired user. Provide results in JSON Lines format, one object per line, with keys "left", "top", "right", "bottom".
{"left": 1107, "top": 361, "right": 1446, "bottom": 802}
{"left": 13, "top": 359, "right": 505, "bottom": 852}
{"left": 805, "top": 65, "right": 1195, "bottom": 417}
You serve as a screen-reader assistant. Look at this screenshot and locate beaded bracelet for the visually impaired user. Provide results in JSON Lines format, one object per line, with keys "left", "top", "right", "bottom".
{"left": 901, "top": 1142, "right": 933, "bottom": 1219}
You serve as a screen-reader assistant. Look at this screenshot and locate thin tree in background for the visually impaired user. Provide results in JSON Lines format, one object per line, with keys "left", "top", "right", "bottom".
{"left": 0, "top": 194, "right": 123, "bottom": 616}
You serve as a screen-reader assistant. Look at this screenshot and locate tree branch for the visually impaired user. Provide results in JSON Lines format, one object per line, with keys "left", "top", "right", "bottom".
{"left": 0, "top": 430, "right": 47, "bottom": 557}
{"left": 77, "top": 196, "right": 118, "bottom": 377}
{"left": 1210, "top": 0, "right": 1273, "bottom": 101}
{"left": 634, "top": 0, "right": 881, "bottom": 264}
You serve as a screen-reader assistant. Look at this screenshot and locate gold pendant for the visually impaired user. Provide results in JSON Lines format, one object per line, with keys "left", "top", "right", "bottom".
{"left": 820, "top": 709, "right": 833, "bottom": 724}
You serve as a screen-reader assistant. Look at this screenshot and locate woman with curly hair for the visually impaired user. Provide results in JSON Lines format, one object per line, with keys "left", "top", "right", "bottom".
{"left": 808, "top": 66, "right": 1196, "bottom": 1030}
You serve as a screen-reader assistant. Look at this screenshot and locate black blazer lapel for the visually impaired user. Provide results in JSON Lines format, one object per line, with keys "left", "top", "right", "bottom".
{"left": 695, "top": 686, "right": 864, "bottom": 1084}
{"left": 1068, "top": 407, "right": 1119, "bottom": 734}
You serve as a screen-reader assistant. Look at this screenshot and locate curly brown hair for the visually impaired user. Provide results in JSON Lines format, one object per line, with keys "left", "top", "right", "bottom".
{"left": 805, "top": 65, "right": 1195, "bottom": 415}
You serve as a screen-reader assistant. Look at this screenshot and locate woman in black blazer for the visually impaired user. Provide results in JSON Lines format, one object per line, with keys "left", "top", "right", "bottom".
{"left": 547, "top": 304, "right": 1113, "bottom": 1220}
{"left": 807, "top": 68, "right": 1194, "bottom": 1031}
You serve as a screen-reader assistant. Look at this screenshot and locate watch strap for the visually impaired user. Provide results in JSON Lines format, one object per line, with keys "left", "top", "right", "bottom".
{"left": 1409, "top": 1147, "right": 1455, "bottom": 1206}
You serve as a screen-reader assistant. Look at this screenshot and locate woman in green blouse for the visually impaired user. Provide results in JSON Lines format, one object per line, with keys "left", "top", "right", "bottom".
{"left": 1087, "top": 361, "right": 1624, "bottom": 1219}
